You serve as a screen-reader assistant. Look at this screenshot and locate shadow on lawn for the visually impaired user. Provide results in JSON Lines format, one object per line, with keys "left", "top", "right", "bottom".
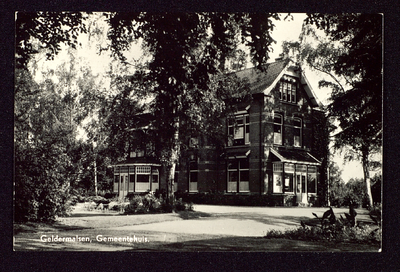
{"left": 177, "top": 211, "right": 212, "bottom": 220}
{"left": 122, "top": 236, "right": 379, "bottom": 252}
{"left": 68, "top": 212, "right": 120, "bottom": 218}
{"left": 14, "top": 221, "right": 93, "bottom": 235}
{"left": 210, "top": 212, "right": 311, "bottom": 228}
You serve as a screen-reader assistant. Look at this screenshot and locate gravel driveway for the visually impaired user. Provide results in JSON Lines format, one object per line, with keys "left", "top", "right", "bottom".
{"left": 108, "top": 204, "right": 373, "bottom": 237}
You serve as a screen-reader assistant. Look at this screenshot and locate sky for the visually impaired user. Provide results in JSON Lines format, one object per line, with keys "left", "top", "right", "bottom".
{"left": 33, "top": 12, "right": 368, "bottom": 182}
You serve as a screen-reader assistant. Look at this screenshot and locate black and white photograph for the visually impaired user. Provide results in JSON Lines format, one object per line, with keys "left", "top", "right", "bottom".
{"left": 13, "top": 12, "right": 382, "bottom": 252}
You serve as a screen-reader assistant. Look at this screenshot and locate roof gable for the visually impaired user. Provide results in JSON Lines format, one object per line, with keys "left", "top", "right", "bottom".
{"left": 235, "top": 59, "right": 288, "bottom": 95}
{"left": 234, "top": 59, "right": 322, "bottom": 108}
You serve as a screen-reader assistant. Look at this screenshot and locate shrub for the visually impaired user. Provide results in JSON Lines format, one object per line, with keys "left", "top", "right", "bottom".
{"left": 265, "top": 206, "right": 381, "bottom": 245}
{"left": 125, "top": 192, "right": 163, "bottom": 214}
{"left": 174, "top": 198, "right": 193, "bottom": 211}
{"left": 123, "top": 192, "right": 193, "bottom": 214}
{"left": 369, "top": 204, "right": 382, "bottom": 226}
{"left": 104, "top": 192, "right": 118, "bottom": 199}
{"left": 84, "top": 195, "right": 109, "bottom": 205}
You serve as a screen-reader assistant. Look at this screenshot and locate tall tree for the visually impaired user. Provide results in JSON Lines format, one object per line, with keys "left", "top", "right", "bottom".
{"left": 16, "top": 12, "right": 283, "bottom": 206}
{"left": 290, "top": 14, "right": 382, "bottom": 207}
{"left": 14, "top": 69, "right": 75, "bottom": 221}
{"left": 105, "top": 12, "right": 280, "bottom": 202}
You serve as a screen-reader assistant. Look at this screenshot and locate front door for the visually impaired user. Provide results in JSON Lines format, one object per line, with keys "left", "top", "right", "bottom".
{"left": 296, "top": 173, "right": 308, "bottom": 204}
{"left": 120, "top": 174, "right": 128, "bottom": 198}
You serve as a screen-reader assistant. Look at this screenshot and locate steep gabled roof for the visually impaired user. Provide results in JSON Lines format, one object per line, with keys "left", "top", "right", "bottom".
{"left": 235, "top": 59, "right": 289, "bottom": 95}
{"left": 233, "top": 59, "right": 322, "bottom": 108}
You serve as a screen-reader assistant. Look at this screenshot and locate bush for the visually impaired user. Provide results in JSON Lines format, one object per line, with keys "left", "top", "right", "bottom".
{"left": 104, "top": 192, "right": 118, "bottom": 199}
{"left": 125, "top": 192, "right": 163, "bottom": 214}
{"left": 124, "top": 192, "right": 192, "bottom": 214}
{"left": 84, "top": 195, "right": 109, "bottom": 205}
{"left": 265, "top": 206, "right": 381, "bottom": 245}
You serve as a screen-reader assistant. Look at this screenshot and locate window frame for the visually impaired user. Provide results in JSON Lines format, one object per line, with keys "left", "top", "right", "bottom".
{"left": 273, "top": 114, "right": 283, "bottom": 145}
{"left": 279, "top": 77, "right": 297, "bottom": 103}
{"left": 293, "top": 118, "right": 302, "bottom": 147}
{"left": 227, "top": 158, "right": 250, "bottom": 192}
{"left": 228, "top": 113, "right": 250, "bottom": 146}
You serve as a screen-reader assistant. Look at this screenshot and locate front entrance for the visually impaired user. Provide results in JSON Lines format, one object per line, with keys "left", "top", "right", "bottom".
{"left": 120, "top": 174, "right": 128, "bottom": 198}
{"left": 296, "top": 173, "right": 307, "bottom": 204}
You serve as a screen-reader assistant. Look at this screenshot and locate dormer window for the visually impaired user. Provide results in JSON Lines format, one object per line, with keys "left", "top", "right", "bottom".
{"left": 279, "top": 76, "right": 297, "bottom": 103}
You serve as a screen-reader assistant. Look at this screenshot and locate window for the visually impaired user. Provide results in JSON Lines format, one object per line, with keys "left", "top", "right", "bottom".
{"left": 152, "top": 169, "right": 159, "bottom": 183}
{"left": 273, "top": 163, "right": 283, "bottom": 193}
{"left": 274, "top": 114, "right": 283, "bottom": 145}
{"left": 137, "top": 175, "right": 149, "bottom": 182}
{"left": 228, "top": 114, "right": 250, "bottom": 146}
{"left": 189, "top": 156, "right": 198, "bottom": 192}
{"left": 113, "top": 174, "right": 119, "bottom": 192}
{"left": 293, "top": 118, "right": 302, "bottom": 147}
{"left": 227, "top": 159, "right": 249, "bottom": 192}
{"left": 279, "top": 77, "right": 297, "bottom": 103}
{"left": 307, "top": 166, "right": 317, "bottom": 193}
{"left": 284, "top": 163, "right": 294, "bottom": 193}
{"left": 285, "top": 173, "right": 294, "bottom": 193}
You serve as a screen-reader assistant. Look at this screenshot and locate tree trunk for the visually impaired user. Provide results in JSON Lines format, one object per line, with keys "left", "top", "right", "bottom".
{"left": 166, "top": 116, "right": 180, "bottom": 204}
{"left": 362, "top": 152, "right": 374, "bottom": 207}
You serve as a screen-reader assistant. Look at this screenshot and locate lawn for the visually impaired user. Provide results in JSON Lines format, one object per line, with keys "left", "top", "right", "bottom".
{"left": 13, "top": 203, "right": 381, "bottom": 252}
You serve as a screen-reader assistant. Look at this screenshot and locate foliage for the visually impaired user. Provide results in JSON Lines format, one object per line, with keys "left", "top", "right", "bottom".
{"left": 283, "top": 14, "right": 383, "bottom": 206}
{"left": 265, "top": 224, "right": 381, "bottom": 245}
{"left": 16, "top": 12, "right": 87, "bottom": 70}
{"left": 14, "top": 69, "right": 77, "bottom": 222}
{"left": 300, "top": 14, "right": 382, "bottom": 207}
{"left": 328, "top": 160, "right": 372, "bottom": 208}
{"left": 369, "top": 204, "right": 382, "bottom": 227}
{"left": 124, "top": 192, "right": 193, "bottom": 214}
{"left": 265, "top": 206, "right": 381, "bottom": 245}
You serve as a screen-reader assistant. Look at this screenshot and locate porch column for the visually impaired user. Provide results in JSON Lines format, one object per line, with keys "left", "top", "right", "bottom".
{"left": 237, "top": 159, "right": 240, "bottom": 193}
{"left": 150, "top": 166, "right": 153, "bottom": 192}
{"left": 134, "top": 165, "right": 137, "bottom": 193}
{"left": 118, "top": 166, "right": 121, "bottom": 199}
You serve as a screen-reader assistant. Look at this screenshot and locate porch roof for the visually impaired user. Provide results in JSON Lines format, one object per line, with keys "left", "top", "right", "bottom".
{"left": 113, "top": 157, "right": 161, "bottom": 167}
{"left": 270, "top": 148, "right": 321, "bottom": 166}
